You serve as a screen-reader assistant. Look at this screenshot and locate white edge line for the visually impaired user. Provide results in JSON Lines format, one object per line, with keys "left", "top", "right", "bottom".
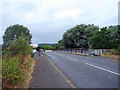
{"left": 85, "top": 63, "right": 120, "bottom": 76}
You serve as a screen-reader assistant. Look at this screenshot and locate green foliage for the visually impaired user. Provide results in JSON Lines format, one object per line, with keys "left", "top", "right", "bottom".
{"left": 61, "top": 24, "right": 99, "bottom": 48}
{"left": 57, "top": 40, "right": 65, "bottom": 49}
{"left": 3, "top": 24, "right": 32, "bottom": 48}
{"left": 2, "top": 49, "right": 11, "bottom": 59}
{"left": 9, "top": 33, "right": 32, "bottom": 56}
{"left": 2, "top": 24, "right": 33, "bottom": 88}
{"left": 40, "top": 44, "right": 53, "bottom": 50}
{"left": 38, "top": 44, "right": 58, "bottom": 50}
{"left": 58, "top": 24, "right": 119, "bottom": 49}
{"left": 89, "top": 26, "right": 119, "bottom": 49}
{"left": 2, "top": 55, "right": 25, "bottom": 87}
{"left": 2, "top": 54, "right": 32, "bottom": 88}
{"left": 52, "top": 44, "right": 58, "bottom": 49}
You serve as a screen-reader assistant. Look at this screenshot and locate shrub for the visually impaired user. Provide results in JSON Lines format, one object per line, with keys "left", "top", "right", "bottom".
{"left": 2, "top": 55, "right": 27, "bottom": 88}
{"left": 2, "top": 54, "right": 33, "bottom": 88}
{"left": 9, "top": 33, "right": 32, "bottom": 56}
{"left": 2, "top": 49, "right": 11, "bottom": 59}
{"left": 2, "top": 33, "right": 33, "bottom": 88}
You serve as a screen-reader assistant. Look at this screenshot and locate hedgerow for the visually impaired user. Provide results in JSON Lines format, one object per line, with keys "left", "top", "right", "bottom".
{"left": 2, "top": 34, "right": 33, "bottom": 88}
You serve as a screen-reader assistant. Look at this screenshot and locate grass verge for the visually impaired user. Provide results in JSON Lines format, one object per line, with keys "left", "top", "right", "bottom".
{"left": 101, "top": 53, "right": 119, "bottom": 60}
{"left": 2, "top": 54, "right": 35, "bottom": 88}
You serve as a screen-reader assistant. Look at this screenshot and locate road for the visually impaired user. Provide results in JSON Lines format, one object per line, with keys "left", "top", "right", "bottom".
{"left": 29, "top": 52, "right": 72, "bottom": 88}
{"left": 45, "top": 51, "right": 119, "bottom": 88}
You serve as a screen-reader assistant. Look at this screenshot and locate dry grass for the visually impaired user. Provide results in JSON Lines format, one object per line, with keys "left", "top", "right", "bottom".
{"left": 12, "top": 55, "right": 35, "bottom": 88}
{"left": 22, "top": 55, "right": 35, "bottom": 88}
{"left": 101, "top": 53, "right": 119, "bottom": 59}
{"left": 26, "top": 58, "right": 35, "bottom": 88}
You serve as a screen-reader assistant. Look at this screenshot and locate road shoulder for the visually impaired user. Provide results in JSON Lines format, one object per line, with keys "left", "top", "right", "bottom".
{"left": 29, "top": 55, "right": 72, "bottom": 88}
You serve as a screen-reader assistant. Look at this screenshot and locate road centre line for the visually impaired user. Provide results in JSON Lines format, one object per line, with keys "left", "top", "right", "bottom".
{"left": 66, "top": 56, "right": 78, "bottom": 61}
{"left": 55, "top": 53, "right": 78, "bottom": 61}
{"left": 85, "top": 63, "right": 120, "bottom": 76}
{"left": 55, "top": 53, "right": 120, "bottom": 76}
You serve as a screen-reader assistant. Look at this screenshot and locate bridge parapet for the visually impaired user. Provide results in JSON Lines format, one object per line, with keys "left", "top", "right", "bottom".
{"left": 53, "top": 49, "right": 118, "bottom": 56}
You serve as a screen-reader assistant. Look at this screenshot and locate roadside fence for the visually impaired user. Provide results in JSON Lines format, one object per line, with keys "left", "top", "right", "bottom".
{"left": 53, "top": 49, "right": 118, "bottom": 56}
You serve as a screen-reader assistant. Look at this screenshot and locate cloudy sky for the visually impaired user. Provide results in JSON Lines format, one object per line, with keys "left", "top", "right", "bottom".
{"left": 1, "top": 0, "right": 119, "bottom": 44}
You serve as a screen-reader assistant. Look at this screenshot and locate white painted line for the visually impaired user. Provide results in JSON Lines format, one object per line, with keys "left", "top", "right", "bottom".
{"left": 55, "top": 53, "right": 120, "bottom": 76}
{"left": 56, "top": 53, "right": 79, "bottom": 62}
{"left": 85, "top": 63, "right": 120, "bottom": 76}
{"left": 66, "top": 56, "right": 78, "bottom": 61}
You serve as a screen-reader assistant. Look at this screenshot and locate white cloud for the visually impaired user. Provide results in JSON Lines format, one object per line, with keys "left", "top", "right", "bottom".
{"left": 24, "top": 10, "right": 49, "bottom": 23}
{"left": 1, "top": 0, "right": 119, "bottom": 44}
{"left": 25, "top": 12, "right": 34, "bottom": 21}
{"left": 54, "top": 9, "right": 83, "bottom": 19}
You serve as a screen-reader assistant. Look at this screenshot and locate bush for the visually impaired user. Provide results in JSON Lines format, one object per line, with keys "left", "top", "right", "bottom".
{"left": 9, "top": 33, "right": 32, "bottom": 56}
{"left": 2, "top": 33, "right": 33, "bottom": 88}
{"left": 2, "top": 49, "right": 11, "bottom": 59}
{"left": 2, "top": 53, "right": 33, "bottom": 88}
{"left": 2, "top": 55, "right": 27, "bottom": 88}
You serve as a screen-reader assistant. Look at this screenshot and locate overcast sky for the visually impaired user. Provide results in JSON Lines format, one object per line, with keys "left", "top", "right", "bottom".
{"left": 1, "top": 0, "right": 119, "bottom": 44}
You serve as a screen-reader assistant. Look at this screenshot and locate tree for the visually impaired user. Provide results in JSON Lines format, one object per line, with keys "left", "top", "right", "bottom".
{"left": 57, "top": 40, "right": 65, "bottom": 49}
{"left": 58, "top": 24, "right": 119, "bottom": 49}
{"left": 9, "top": 33, "right": 32, "bottom": 56}
{"left": 89, "top": 26, "right": 119, "bottom": 49}
{"left": 3, "top": 24, "right": 32, "bottom": 48}
{"left": 62, "top": 24, "right": 99, "bottom": 48}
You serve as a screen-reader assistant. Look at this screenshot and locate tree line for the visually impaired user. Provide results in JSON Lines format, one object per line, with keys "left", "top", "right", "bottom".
{"left": 3, "top": 24, "right": 119, "bottom": 50}
{"left": 57, "top": 24, "right": 120, "bottom": 49}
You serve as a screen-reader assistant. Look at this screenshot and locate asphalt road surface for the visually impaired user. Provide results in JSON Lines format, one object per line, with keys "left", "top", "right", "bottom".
{"left": 29, "top": 52, "right": 72, "bottom": 88}
{"left": 45, "top": 51, "right": 119, "bottom": 88}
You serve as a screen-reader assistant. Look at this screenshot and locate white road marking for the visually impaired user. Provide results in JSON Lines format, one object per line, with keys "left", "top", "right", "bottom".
{"left": 54, "top": 53, "right": 120, "bottom": 76}
{"left": 85, "top": 63, "right": 120, "bottom": 76}
{"left": 55, "top": 53, "right": 78, "bottom": 61}
{"left": 66, "top": 56, "right": 78, "bottom": 61}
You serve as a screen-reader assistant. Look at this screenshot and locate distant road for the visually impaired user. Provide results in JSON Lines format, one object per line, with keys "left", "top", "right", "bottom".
{"left": 45, "top": 51, "right": 119, "bottom": 88}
